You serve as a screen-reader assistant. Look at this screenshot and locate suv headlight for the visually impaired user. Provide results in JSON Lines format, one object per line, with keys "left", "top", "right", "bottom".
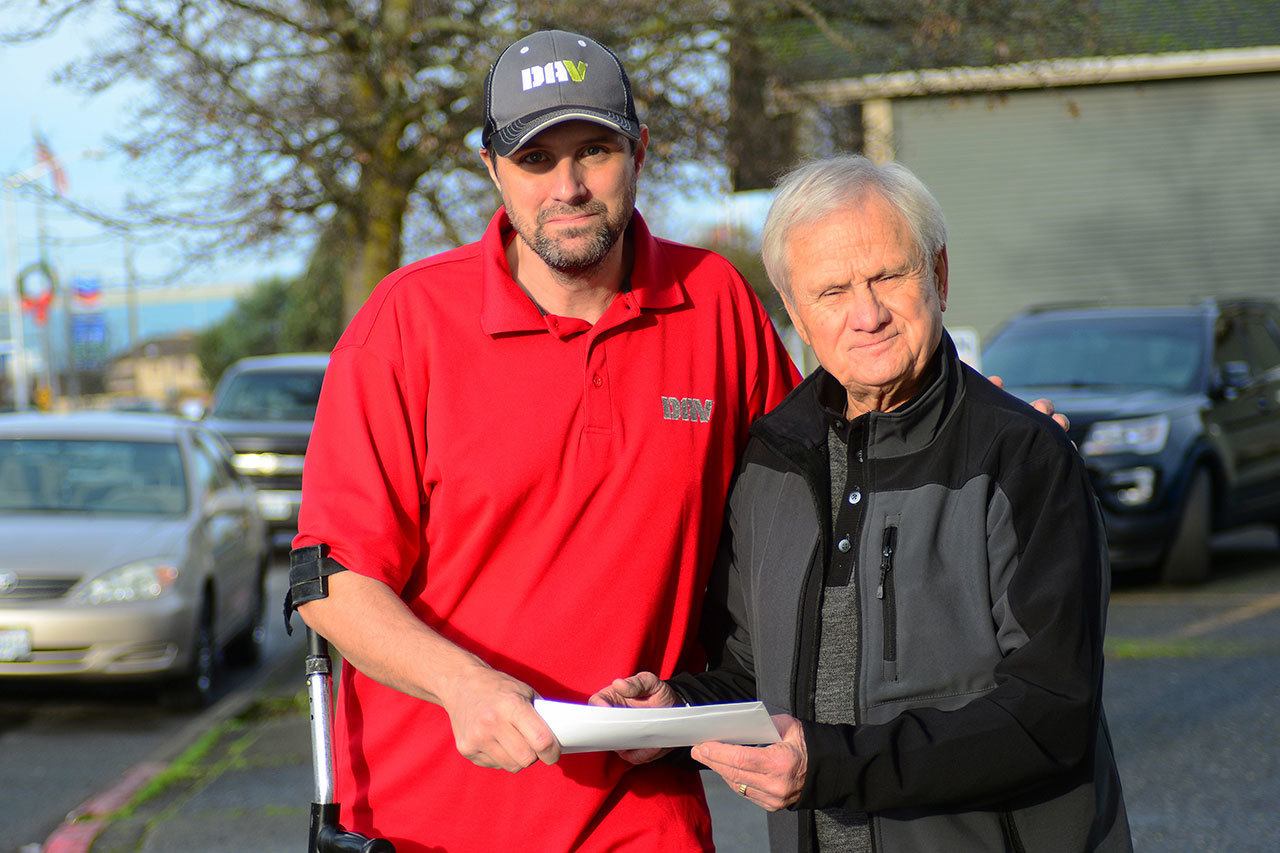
{"left": 1081, "top": 415, "right": 1170, "bottom": 456}
{"left": 232, "top": 452, "right": 305, "bottom": 476}
{"left": 69, "top": 560, "right": 181, "bottom": 606}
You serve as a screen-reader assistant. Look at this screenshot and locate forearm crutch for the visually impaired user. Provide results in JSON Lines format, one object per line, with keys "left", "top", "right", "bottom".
{"left": 305, "top": 627, "right": 394, "bottom": 853}
{"left": 286, "top": 545, "right": 395, "bottom": 853}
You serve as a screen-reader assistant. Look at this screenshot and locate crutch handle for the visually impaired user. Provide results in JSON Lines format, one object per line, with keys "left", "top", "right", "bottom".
{"left": 310, "top": 801, "right": 397, "bottom": 852}
{"left": 316, "top": 825, "right": 396, "bottom": 853}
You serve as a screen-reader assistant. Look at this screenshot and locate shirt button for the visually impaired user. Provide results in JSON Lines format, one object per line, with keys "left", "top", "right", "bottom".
{"left": 592, "top": 374, "right": 603, "bottom": 387}
{"left": 848, "top": 490, "right": 862, "bottom": 505}
{"left": 837, "top": 537, "right": 852, "bottom": 553}
{"left": 857, "top": 450, "right": 865, "bottom": 462}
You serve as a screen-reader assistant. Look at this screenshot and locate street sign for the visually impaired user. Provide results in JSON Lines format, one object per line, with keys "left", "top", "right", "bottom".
{"left": 71, "top": 312, "right": 109, "bottom": 370}
{"left": 72, "top": 276, "right": 102, "bottom": 306}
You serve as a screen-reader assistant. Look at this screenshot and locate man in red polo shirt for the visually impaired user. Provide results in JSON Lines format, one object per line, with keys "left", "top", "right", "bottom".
{"left": 294, "top": 30, "right": 799, "bottom": 851}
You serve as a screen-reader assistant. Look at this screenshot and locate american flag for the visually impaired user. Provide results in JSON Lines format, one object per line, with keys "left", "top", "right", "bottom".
{"left": 33, "top": 131, "right": 69, "bottom": 195}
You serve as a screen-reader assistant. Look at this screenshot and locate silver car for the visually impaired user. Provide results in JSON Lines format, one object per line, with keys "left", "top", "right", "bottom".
{"left": 0, "top": 412, "right": 268, "bottom": 707}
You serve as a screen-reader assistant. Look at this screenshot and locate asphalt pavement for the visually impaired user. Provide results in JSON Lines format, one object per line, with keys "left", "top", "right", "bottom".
{"left": 57, "top": 648, "right": 766, "bottom": 853}
{"left": 36, "top": 528, "right": 1280, "bottom": 853}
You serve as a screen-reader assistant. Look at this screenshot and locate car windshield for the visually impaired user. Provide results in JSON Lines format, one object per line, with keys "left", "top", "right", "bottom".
{"left": 211, "top": 369, "right": 324, "bottom": 421}
{"left": 0, "top": 439, "right": 189, "bottom": 516}
{"left": 983, "top": 314, "right": 1205, "bottom": 393}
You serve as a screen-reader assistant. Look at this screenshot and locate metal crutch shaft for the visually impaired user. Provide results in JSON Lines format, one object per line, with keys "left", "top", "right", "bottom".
{"left": 306, "top": 628, "right": 395, "bottom": 853}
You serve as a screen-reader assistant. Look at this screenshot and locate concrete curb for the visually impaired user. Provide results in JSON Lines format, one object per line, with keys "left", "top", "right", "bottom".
{"left": 38, "top": 648, "right": 303, "bottom": 853}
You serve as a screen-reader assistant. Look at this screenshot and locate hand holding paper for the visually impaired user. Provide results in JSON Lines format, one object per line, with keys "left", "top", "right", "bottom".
{"left": 692, "top": 713, "right": 808, "bottom": 812}
{"left": 534, "top": 698, "right": 782, "bottom": 754}
{"left": 587, "top": 671, "right": 684, "bottom": 763}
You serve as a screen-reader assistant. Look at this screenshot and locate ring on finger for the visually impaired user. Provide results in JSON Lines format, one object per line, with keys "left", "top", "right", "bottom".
{"left": 737, "top": 782, "right": 749, "bottom": 797}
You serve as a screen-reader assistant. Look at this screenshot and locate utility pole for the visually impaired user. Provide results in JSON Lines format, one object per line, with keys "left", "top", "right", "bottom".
{"left": 2, "top": 185, "right": 28, "bottom": 410}
{"left": 123, "top": 233, "right": 139, "bottom": 349}
{"left": 34, "top": 191, "right": 76, "bottom": 403}
{"left": 0, "top": 167, "right": 48, "bottom": 412}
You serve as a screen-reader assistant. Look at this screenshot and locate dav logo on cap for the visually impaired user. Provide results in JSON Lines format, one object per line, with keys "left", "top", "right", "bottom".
{"left": 522, "top": 60, "right": 587, "bottom": 91}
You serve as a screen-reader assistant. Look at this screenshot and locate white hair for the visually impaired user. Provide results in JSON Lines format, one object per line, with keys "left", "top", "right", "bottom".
{"left": 761, "top": 155, "right": 948, "bottom": 302}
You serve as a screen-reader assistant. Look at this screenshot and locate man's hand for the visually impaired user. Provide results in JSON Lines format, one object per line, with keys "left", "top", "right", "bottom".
{"left": 437, "top": 662, "right": 561, "bottom": 772}
{"left": 692, "top": 714, "right": 807, "bottom": 812}
{"left": 588, "top": 671, "right": 677, "bottom": 764}
{"left": 987, "top": 374, "right": 1070, "bottom": 433}
{"left": 298, "top": 571, "right": 559, "bottom": 773}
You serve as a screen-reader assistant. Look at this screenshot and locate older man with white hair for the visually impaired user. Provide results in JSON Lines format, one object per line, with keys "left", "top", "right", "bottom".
{"left": 594, "top": 155, "right": 1132, "bottom": 852}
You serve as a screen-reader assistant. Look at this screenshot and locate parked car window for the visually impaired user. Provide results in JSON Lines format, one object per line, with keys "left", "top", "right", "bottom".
{"left": 1244, "top": 315, "right": 1280, "bottom": 371}
{"left": 1214, "top": 316, "right": 1254, "bottom": 375}
{"left": 211, "top": 370, "right": 324, "bottom": 422}
{"left": 983, "top": 314, "right": 1204, "bottom": 392}
{"left": 0, "top": 439, "right": 188, "bottom": 516}
{"left": 193, "top": 431, "right": 239, "bottom": 485}
{"left": 187, "top": 439, "right": 221, "bottom": 498}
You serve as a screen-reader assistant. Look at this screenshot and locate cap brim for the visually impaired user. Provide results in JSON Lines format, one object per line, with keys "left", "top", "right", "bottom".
{"left": 488, "top": 106, "right": 640, "bottom": 156}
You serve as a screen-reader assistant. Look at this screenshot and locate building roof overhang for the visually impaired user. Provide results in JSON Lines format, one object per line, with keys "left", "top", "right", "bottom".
{"left": 771, "top": 45, "right": 1280, "bottom": 110}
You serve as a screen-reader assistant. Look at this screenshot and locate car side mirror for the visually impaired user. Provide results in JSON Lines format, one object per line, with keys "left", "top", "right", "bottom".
{"left": 179, "top": 399, "right": 206, "bottom": 420}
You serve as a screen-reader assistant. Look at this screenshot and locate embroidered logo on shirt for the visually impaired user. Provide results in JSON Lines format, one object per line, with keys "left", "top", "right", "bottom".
{"left": 662, "top": 396, "right": 714, "bottom": 423}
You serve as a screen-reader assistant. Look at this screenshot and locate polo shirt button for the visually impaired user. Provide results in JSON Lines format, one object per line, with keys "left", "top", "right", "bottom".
{"left": 592, "top": 374, "right": 603, "bottom": 387}
{"left": 848, "top": 490, "right": 861, "bottom": 505}
{"left": 837, "top": 537, "right": 852, "bottom": 553}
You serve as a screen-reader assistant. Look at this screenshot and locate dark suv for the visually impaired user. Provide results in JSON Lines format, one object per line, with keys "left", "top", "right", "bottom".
{"left": 203, "top": 354, "right": 329, "bottom": 548}
{"left": 983, "top": 299, "right": 1280, "bottom": 583}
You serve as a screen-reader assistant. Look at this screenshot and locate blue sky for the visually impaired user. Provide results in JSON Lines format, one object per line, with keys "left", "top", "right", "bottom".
{"left": 0, "top": 9, "right": 302, "bottom": 293}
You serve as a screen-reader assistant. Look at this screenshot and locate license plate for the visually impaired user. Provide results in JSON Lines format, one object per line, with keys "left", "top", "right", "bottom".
{"left": 256, "top": 492, "right": 295, "bottom": 521}
{"left": 0, "top": 628, "right": 32, "bottom": 662}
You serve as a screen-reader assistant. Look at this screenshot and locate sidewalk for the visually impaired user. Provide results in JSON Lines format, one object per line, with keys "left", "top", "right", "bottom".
{"left": 50, "top": 650, "right": 768, "bottom": 852}
{"left": 83, "top": 649, "right": 310, "bottom": 853}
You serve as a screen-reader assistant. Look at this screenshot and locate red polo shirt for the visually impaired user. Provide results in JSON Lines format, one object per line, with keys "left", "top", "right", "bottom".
{"left": 296, "top": 209, "right": 798, "bottom": 852}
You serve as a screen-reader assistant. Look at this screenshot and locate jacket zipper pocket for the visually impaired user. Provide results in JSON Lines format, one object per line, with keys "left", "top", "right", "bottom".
{"left": 876, "top": 525, "right": 898, "bottom": 681}
{"left": 1000, "top": 810, "right": 1027, "bottom": 853}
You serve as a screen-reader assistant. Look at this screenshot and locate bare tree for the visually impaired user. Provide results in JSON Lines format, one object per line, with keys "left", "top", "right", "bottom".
{"left": 4, "top": 0, "right": 728, "bottom": 320}
{"left": 4, "top": 1, "right": 1095, "bottom": 321}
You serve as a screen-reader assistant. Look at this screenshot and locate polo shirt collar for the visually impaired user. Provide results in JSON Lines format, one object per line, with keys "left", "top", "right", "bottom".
{"left": 479, "top": 207, "right": 685, "bottom": 336}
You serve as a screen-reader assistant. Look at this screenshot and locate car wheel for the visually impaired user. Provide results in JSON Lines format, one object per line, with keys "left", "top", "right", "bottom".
{"left": 162, "top": 596, "right": 218, "bottom": 710}
{"left": 225, "top": 563, "right": 266, "bottom": 667}
{"left": 1160, "top": 468, "right": 1212, "bottom": 585}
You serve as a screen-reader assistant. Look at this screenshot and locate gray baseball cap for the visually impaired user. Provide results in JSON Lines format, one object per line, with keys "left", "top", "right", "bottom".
{"left": 483, "top": 30, "right": 641, "bottom": 156}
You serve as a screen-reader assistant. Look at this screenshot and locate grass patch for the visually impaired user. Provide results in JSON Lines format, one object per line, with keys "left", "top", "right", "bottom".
{"left": 100, "top": 718, "right": 245, "bottom": 822}
{"left": 1106, "top": 637, "right": 1259, "bottom": 659}
{"left": 241, "top": 688, "right": 308, "bottom": 721}
{"left": 96, "top": 688, "right": 305, "bottom": 824}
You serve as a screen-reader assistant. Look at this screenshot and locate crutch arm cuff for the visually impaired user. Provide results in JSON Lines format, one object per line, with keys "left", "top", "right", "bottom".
{"left": 284, "top": 544, "right": 350, "bottom": 635}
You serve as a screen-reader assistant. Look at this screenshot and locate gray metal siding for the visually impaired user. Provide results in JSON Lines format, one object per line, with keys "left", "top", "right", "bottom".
{"left": 891, "top": 73, "right": 1280, "bottom": 339}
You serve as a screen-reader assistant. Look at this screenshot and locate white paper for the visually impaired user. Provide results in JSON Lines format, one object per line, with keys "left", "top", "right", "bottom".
{"left": 534, "top": 699, "right": 781, "bottom": 754}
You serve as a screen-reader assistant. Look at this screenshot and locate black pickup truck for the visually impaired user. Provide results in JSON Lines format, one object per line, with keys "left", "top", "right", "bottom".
{"left": 203, "top": 353, "right": 329, "bottom": 549}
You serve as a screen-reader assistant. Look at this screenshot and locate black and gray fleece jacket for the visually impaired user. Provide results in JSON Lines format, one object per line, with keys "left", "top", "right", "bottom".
{"left": 670, "top": 333, "right": 1132, "bottom": 852}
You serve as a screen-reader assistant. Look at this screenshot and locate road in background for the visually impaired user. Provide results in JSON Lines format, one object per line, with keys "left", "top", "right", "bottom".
{"left": 1106, "top": 527, "right": 1280, "bottom": 850}
{"left": 0, "top": 559, "right": 297, "bottom": 852}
